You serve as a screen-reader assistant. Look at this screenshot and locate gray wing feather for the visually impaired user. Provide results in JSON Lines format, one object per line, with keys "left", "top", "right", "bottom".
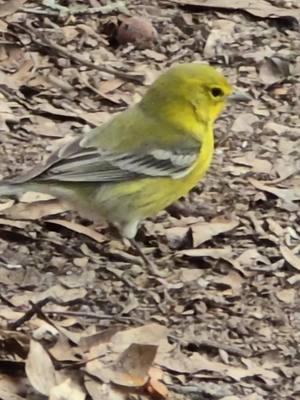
{"left": 10, "top": 136, "right": 200, "bottom": 184}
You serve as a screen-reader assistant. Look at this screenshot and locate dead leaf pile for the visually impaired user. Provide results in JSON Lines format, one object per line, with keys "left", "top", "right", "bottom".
{"left": 0, "top": 0, "right": 300, "bottom": 399}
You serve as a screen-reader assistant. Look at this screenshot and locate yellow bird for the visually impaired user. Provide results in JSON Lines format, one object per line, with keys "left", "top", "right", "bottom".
{"left": 0, "top": 64, "right": 249, "bottom": 266}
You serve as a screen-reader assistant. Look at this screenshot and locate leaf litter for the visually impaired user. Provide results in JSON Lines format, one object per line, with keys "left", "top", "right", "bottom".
{"left": 0, "top": 0, "right": 300, "bottom": 399}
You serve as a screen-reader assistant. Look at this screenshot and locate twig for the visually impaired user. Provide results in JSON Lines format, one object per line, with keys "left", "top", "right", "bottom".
{"left": 193, "top": 338, "right": 252, "bottom": 358}
{"left": 37, "top": 0, "right": 129, "bottom": 16}
{"left": 12, "top": 24, "right": 145, "bottom": 84}
{"left": 169, "top": 335, "right": 252, "bottom": 358}
{"left": 0, "top": 40, "right": 20, "bottom": 45}
{"left": 168, "top": 383, "right": 232, "bottom": 398}
{"left": 43, "top": 309, "right": 143, "bottom": 325}
{"left": 20, "top": 7, "right": 57, "bottom": 15}
{"left": 8, "top": 297, "right": 55, "bottom": 329}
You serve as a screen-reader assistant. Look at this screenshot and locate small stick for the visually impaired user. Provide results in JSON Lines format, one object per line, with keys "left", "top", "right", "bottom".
{"left": 12, "top": 24, "right": 145, "bottom": 84}
{"left": 8, "top": 297, "right": 54, "bottom": 329}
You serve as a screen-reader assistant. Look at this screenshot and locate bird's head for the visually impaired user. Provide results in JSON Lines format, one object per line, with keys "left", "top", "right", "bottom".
{"left": 141, "top": 63, "right": 249, "bottom": 136}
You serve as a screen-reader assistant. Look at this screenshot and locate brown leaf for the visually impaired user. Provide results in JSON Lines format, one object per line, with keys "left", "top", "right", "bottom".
{"left": 178, "top": 247, "right": 233, "bottom": 259}
{"left": 280, "top": 245, "right": 300, "bottom": 271}
{"left": 3, "top": 200, "right": 69, "bottom": 220}
{"left": 0, "top": 0, "right": 26, "bottom": 17}
{"left": 46, "top": 219, "right": 106, "bottom": 243}
{"left": 109, "top": 343, "right": 158, "bottom": 387}
{"left": 25, "top": 340, "right": 57, "bottom": 396}
{"left": 0, "top": 218, "right": 29, "bottom": 229}
{"left": 0, "top": 374, "right": 26, "bottom": 400}
{"left": 168, "top": 0, "right": 300, "bottom": 21}
{"left": 233, "top": 154, "right": 272, "bottom": 174}
{"left": 249, "top": 178, "right": 300, "bottom": 206}
{"left": 84, "top": 379, "right": 125, "bottom": 400}
{"left": 276, "top": 288, "right": 296, "bottom": 304}
{"left": 214, "top": 270, "right": 244, "bottom": 295}
{"left": 164, "top": 226, "right": 190, "bottom": 249}
{"left": 231, "top": 113, "right": 259, "bottom": 133}
{"left": 111, "top": 324, "right": 169, "bottom": 353}
{"left": 259, "top": 57, "right": 290, "bottom": 86}
{"left": 0, "top": 200, "right": 14, "bottom": 212}
{"left": 147, "top": 367, "right": 168, "bottom": 399}
{"left": 191, "top": 218, "right": 239, "bottom": 247}
{"left": 49, "top": 378, "right": 86, "bottom": 400}
{"left": 158, "top": 352, "right": 279, "bottom": 382}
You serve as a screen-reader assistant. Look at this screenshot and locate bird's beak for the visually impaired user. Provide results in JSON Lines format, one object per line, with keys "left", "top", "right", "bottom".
{"left": 228, "top": 90, "right": 252, "bottom": 103}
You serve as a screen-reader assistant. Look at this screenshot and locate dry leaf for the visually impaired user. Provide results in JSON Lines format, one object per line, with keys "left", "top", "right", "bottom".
{"left": 233, "top": 154, "right": 272, "bottom": 174}
{"left": 191, "top": 218, "right": 239, "bottom": 247}
{"left": 109, "top": 343, "right": 158, "bottom": 387}
{"left": 231, "top": 113, "right": 259, "bottom": 133}
{"left": 178, "top": 247, "right": 233, "bottom": 259}
{"left": 111, "top": 324, "right": 169, "bottom": 353}
{"left": 3, "top": 200, "right": 69, "bottom": 220}
{"left": 249, "top": 178, "right": 300, "bottom": 205}
{"left": 276, "top": 289, "right": 296, "bottom": 304}
{"left": 20, "top": 192, "right": 55, "bottom": 203}
{"left": 0, "top": 218, "right": 29, "bottom": 229}
{"left": 147, "top": 367, "right": 168, "bottom": 399}
{"left": 46, "top": 219, "right": 105, "bottom": 243}
{"left": 84, "top": 380, "right": 125, "bottom": 400}
{"left": 158, "top": 352, "right": 279, "bottom": 382}
{"left": 25, "top": 340, "right": 57, "bottom": 396}
{"left": 49, "top": 378, "right": 86, "bottom": 400}
{"left": 0, "top": 0, "right": 26, "bottom": 17}
{"left": 280, "top": 245, "right": 300, "bottom": 271}
{"left": 0, "top": 375, "right": 26, "bottom": 400}
{"left": 179, "top": 268, "right": 203, "bottom": 283}
{"left": 169, "top": 0, "right": 300, "bottom": 21}
{"left": 0, "top": 200, "right": 14, "bottom": 211}
{"left": 259, "top": 57, "right": 290, "bottom": 85}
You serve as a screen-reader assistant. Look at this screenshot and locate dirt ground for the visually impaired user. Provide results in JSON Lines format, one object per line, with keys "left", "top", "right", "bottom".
{"left": 0, "top": 1, "right": 300, "bottom": 399}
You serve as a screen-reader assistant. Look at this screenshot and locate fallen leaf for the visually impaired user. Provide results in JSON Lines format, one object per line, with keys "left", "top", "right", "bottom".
{"left": 49, "top": 378, "right": 86, "bottom": 400}
{"left": 191, "top": 218, "right": 239, "bottom": 247}
{"left": 109, "top": 343, "right": 158, "bottom": 387}
{"left": 233, "top": 154, "right": 272, "bottom": 174}
{"left": 0, "top": 200, "right": 14, "bottom": 211}
{"left": 20, "top": 192, "right": 55, "bottom": 203}
{"left": 280, "top": 245, "right": 300, "bottom": 271}
{"left": 84, "top": 380, "right": 125, "bottom": 400}
{"left": 0, "top": 374, "right": 26, "bottom": 400}
{"left": 169, "top": 0, "right": 300, "bottom": 21}
{"left": 179, "top": 268, "right": 203, "bottom": 283}
{"left": 25, "top": 340, "right": 57, "bottom": 396}
{"left": 147, "top": 367, "right": 168, "bottom": 398}
{"left": 158, "top": 352, "right": 279, "bottom": 382}
{"left": 0, "top": 0, "right": 26, "bottom": 17}
{"left": 3, "top": 200, "right": 68, "bottom": 220}
{"left": 178, "top": 247, "right": 233, "bottom": 259}
{"left": 214, "top": 270, "right": 244, "bottom": 295}
{"left": 259, "top": 57, "right": 290, "bottom": 86}
{"left": 203, "top": 28, "right": 233, "bottom": 58}
{"left": 120, "top": 292, "right": 139, "bottom": 314}
{"left": 46, "top": 219, "right": 106, "bottom": 243}
{"left": 276, "top": 288, "right": 296, "bottom": 304}
{"left": 231, "top": 113, "right": 259, "bottom": 133}
{"left": 0, "top": 218, "right": 29, "bottom": 229}
{"left": 249, "top": 178, "right": 300, "bottom": 206}
{"left": 111, "top": 324, "right": 169, "bottom": 353}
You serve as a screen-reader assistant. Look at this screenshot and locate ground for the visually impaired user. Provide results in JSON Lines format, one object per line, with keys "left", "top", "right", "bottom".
{"left": 0, "top": 1, "right": 300, "bottom": 399}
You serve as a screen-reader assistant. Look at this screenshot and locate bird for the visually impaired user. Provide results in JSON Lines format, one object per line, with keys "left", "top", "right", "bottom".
{"left": 0, "top": 63, "right": 250, "bottom": 269}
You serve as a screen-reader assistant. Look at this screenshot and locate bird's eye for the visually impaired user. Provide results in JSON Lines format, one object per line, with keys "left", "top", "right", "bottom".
{"left": 211, "top": 87, "right": 224, "bottom": 98}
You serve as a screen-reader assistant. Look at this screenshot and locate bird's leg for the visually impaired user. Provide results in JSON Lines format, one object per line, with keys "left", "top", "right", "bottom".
{"left": 128, "top": 238, "right": 164, "bottom": 277}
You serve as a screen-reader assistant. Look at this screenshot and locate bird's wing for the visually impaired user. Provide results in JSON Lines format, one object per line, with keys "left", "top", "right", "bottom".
{"left": 11, "top": 135, "right": 200, "bottom": 184}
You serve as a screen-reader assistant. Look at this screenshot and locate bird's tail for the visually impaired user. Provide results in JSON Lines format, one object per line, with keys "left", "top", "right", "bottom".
{"left": 0, "top": 182, "right": 27, "bottom": 198}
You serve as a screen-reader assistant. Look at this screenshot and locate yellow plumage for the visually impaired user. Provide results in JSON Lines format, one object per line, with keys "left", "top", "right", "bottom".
{"left": 0, "top": 63, "right": 248, "bottom": 242}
